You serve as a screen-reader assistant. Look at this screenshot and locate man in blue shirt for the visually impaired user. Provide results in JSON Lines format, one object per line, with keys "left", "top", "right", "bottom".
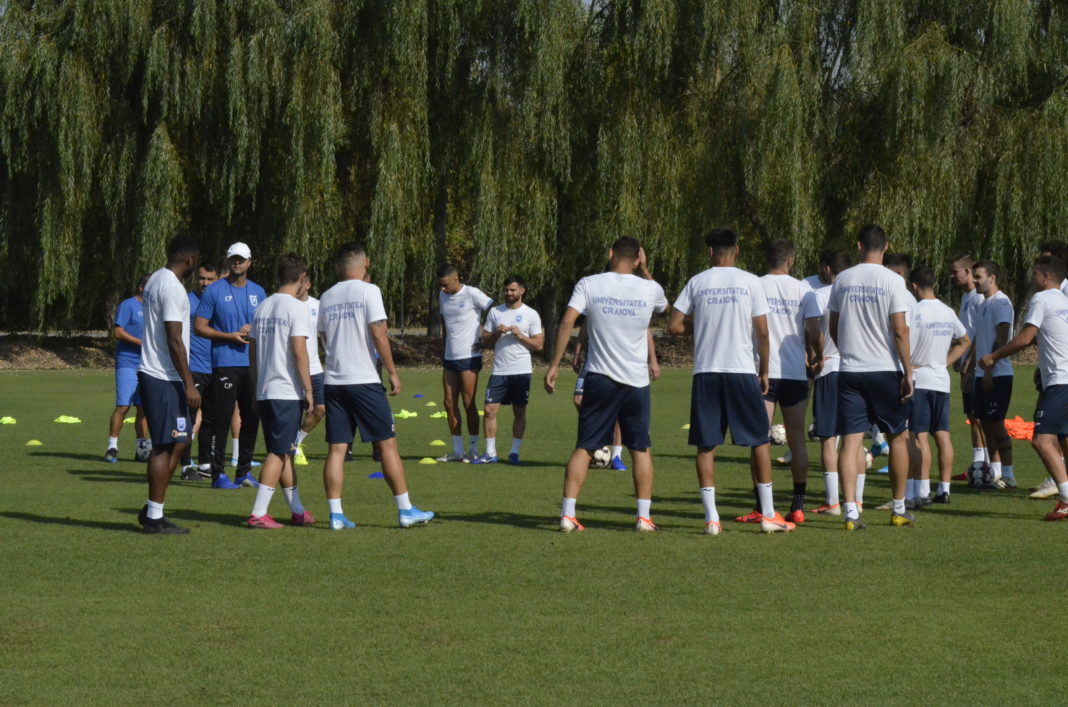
{"left": 105, "top": 274, "right": 151, "bottom": 463}
{"left": 194, "top": 243, "right": 267, "bottom": 489}
{"left": 180, "top": 262, "right": 220, "bottom": 480}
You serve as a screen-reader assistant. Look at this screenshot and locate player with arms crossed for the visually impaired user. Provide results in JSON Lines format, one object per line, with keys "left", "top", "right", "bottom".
{"left": 669, "top": 228, "right": 794, "bottom": 534}
{"left": 980, "top": 256, "right": 1068, "bottom": 520}
{"left": 471, "top": 276, "right": 544, "bottom": 465}
{"left": 828, "top": 225, "right": 915, "bottom": 529}
{"left": 135, "top": 236, "right": 201, "bottom": 534}
{"left": 544, "top": 237, "right": 667, "bottom": 532}
{"left": 318, "top": 243, "right": 434, "bottom": 530}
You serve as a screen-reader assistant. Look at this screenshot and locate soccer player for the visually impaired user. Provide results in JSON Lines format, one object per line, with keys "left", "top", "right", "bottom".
{"left": 317, "top": 243, "right": 434, "bottom": 530}
{"left": 980, "top": 255, "right": 1068, "bottom": 520}
{"left": 759, "top": 239, "right": 811, "bottom": 523}
{"left": 194, "top": 242, "right": 267, "bottom": 489}
{"left": 828, "top": 225, "right": 915, "bottom": 529}
{"left": 906, "top": 266, "right": 970, "bottom": 505}
{"left": 964, "top": 260, "right": 1016, "bottom": 488}
{"left": 245, "top": 253, "right": 316, "bottom": 528}
{"left": 135, "top": 236, "right": 201, "bottom": 534}
{"left": 182, "top": 262, "right": 219, "bottom": 480}
{"left": 949, "top": 254, "right": 988, "bottom": 483}
{"left": 668, "top": 228, "right": 794, "bottom": 534}
{"left": 292, "top": 276, "right": 326, "bottom": 467}
{"left": 544, "top": 237, "right": 668, "bottom": 532}
{"left": 105, "top": 274, "right": 151, "bottom": 463}
{"left": 436, "top": 264, "right": 494, "bottom": 462}
{"left": 803, "top": 250, "right": 852, "bottom": 515}
{"left": 1031, "top": 243, "right": 1068, "bottom": 498}
{"left": 802, "top": 250, "right": 834, "bottom": 290}
{"left": 471, "top": 276, "right": 544, "bottom": 465}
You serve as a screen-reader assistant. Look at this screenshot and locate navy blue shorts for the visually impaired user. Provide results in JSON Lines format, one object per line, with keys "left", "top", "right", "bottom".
{"left": 485, "top": 374, "right": 531, "bottom": 406}
{"left": 764, "top": 378, "right": 809, "bottom": 407}
{"left": 115, "top": 366, "right": 141, "bottom": 407}
{"left": 324, "top": 383, "right": 396, "bottom": 445}
{"left": 973, "top": 375, "right": 1013, "bottom": 421}
{"left": 576, "top": 373, "right": 651, "bottom": 451}
{"left": 811, "top": 373, "right": 839, "bottom": 439}
{"left": 960, "top": 371, "right": 976, "bottom": 418}
{"left": 258, "top": 399, "right": 302, "bottom": 456}
{"left": 1034, "top": 384, "right": 1068, "bottom": 437}
{"left": 837, "top": 371, "right": 909, "bottom": 436}
{"left": 909, "top": 388, "right": 951, "bottom": 434}
{"left": 311, "top": 373, "right": 325, "bottom": 407}
{"left": 443, "top": 356, "right": 483, "bottom": 373}
{"left": 137, "top": 372, "right": 191, "bottom": 447}
{"left": 689, "top": 372, "right": 769, "bottom": 449}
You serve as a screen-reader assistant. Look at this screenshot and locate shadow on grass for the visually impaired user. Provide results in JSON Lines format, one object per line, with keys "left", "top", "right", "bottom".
{"left": 118, "top": 507, "right": 243, "bottom": 528}
{"left": 29, "top": 451, "right": 118, "bottom": 463}
{"left": 66, "top": 468, "right": 144, "bottom": 484}
{"left": 442, "top": 510, "right": 566, "bottom": 532}
{"left": 1, "top": 511, "right": 138, "bottom": 532}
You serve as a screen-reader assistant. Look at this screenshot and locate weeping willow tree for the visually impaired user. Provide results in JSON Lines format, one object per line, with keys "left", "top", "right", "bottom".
{"left": 1, "top": 0, "right": 1067, "bottom": 335}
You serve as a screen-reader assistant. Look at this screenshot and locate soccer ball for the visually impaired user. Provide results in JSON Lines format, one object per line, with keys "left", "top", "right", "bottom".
{"left": 769, "top": 424, "right": 787, "bottom": 446}
{"left": 865, "top": 450, "right": 873, "bottom": 470}
{"left": 591, "top": 446, "right": 612, "bottom": 469}
{"left": 969, "top": 463, "right": 991, "bottom": 488}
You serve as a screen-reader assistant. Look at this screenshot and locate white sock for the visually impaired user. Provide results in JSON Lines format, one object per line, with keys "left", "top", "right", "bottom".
{"left": 283, "top": 486, "right": 304, "bottom": 514}
{"left": 469, "top": 435, "right": 480, "bottom": 454}
{"left": 146, "top": 500, "right": 164, "bottom": 520}
{"left": 873, "top": 428, "right": 886, "bottom": 446}
{"left": 231, "top": 440, "right": 239, "bottom": 458}
{"left": 451, "top": 435, "right": 464, "bottom": 454}
{"left": 700, "top": 487, "right": 719, "bottom": 523}
{"left": 906, "top": 478, "right": 916, "bottom": 500}
{"left": 561, "top": 497, "right": 577, "bottom": 518}
{"left": 972, "top": 447, "right": 985, "bottom": 464}
{"left": 636, "top": 498, "right": 651, "bottom": 519}
{"left": 611, "top": 445, "right": 623, "bottom": 459}
{"left": 328, "top": 497, "right": 343, "bottom": 515}
{"left": 394, "top": 492, "right": 412, "bottom": 511}
{"left": 1002, "top": 465, "right": 1015, "bottom": 481}
{"left": 990, "top": 461, "right": 1002, "bottom": 479}
{"left": 823, "top": 472, "right": 839, "bottom": 506}
{"left": 1058, "top": 481, "right": 1068, "bottom": 503}
{"left": 938, "top": 481, "right": 951, "bottom": 494}
{"left": 295, "top": 430, "right": 308, "bottom": 445}
{"left": 510, "top": 438, "right": 522, "bottom": 455}
{"left": 108, "top": 436, "right": 119, "bottom": 449}
{"left": 251, "top": 484, "right": 276, "bottom": 517}
{"left": 757, "top": 481, "right": 775, "bottom": 518}
{"left": 844, "top": 501, "right": 859, "bottom": 521}
{"left": 856, "top": 473, "right": 866, "bottom": 504}
{"left": 892, "top": 498, "right": 906, "bottom": 514}
{"left": 485, "top": 438, "right": 497, "bottom": 457}
{"left": 919, "top": 479, "right": 931, "bottom": 497}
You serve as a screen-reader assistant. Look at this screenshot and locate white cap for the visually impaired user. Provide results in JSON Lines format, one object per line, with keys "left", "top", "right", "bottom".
{"left": 226, "top": 242, "right": 252, "bottom": 260}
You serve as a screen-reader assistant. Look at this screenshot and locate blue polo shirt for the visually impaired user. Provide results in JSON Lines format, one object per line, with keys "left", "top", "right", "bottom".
{"left": 195, "top": 278, "right": 267, "bottom": 368}
{"left": 114, "top": 296, "right": 143, "bottom": 369}
{"left": 188, "top": 290, "right": 213, "bottom": 374}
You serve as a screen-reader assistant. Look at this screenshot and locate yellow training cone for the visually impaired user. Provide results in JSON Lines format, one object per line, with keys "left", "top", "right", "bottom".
{"left": 25, "top": 439, "right": 42, "bottom": 446}
{"left": 418, "top": 457, "right": 438, "bottom": 465}
{"left": 429, "top": 440, "right": 447, "bottom": 446}
{"left": 0, "top": 416, "right": 16, "bottom": 424}
{"left": 54, "top": 415, "right": 81, "bottom": 423}
{"left": 425, "top": 401, "right": 437, "bottom": 406}
{"left": 681, "top": 424, "right": 691, "bottom": 430}
{"left": 123, "top": 416, "right": 135, "bottom": 424}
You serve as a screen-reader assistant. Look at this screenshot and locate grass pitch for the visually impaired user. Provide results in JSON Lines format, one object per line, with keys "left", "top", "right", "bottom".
{"left": 0, "top": 368, "right": 1062, "bottom": 704}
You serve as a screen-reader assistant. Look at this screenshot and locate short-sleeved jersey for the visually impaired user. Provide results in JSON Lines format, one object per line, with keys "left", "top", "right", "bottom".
{"left": 318, "top": 279, "right": 389, "bottom": 386}
{"left": 194, "top": 278, "right": 268, "bottom": 369}
{"left": 801, "top": 284, "right": 838, "bottom": 378}
{"left": 567, "top": 272, "right": 668, "bottom": 387}
{"left": 139, "top": 268, "right": 190, "bottom": 382}
{"left": 827, "top": 263, "right": 914, "bottom": 373}
{"left": 187, "top": 291, "right": 212, "bottom": 374}
{"left": 974, "top": 290, "right": 1014, "bottom": 377}
{"left": 484, "top": 303, "right": 542, "bottom": 376}
{"left": 673, "top": 267, "right": 769, "bottom": 376}
{"left": 760, "top": 274, "right": 811, "bottom": 380}
{"left": 440, "top": 285, "right": 494, "bottom": 361}
{"left": 1024, "top": 289, "right": 1068, "bottom": 388}
{"left": 911, "top": 298, "right": 967, "bottom": 393}
{"left": 114, "top": 296, "right": 144, "bottom": 368}
{"left": 249, "top": 293, "right": 312, "bottom": 401}
{"left": 959, "top": 288, "right": 984, "bottom": 340}
{"left": 303, "top": 296, "right": 324, "bottom": 376}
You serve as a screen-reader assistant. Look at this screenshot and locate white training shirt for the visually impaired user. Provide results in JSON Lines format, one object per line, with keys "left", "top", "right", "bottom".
{"left": 673, "top": 267, "right": 769, "bottom": 375}
{"left": 318, "top": 279, "right": 389, "bottom": 386}
{"left": 801, "top": 284, "right": 839, "bottom": 378}
{"left": 910, "top": 298, "right": 967, "bottom": 393}
{"left": 567, "top": 272, "right": 668, "bottom": 387}
{"left": 250, "top": 293, "right": 312, "bottom": 401}
{"left": 827, "top": 263, "right": 914, "bottom": 373}
{"left": 1024, "top": 289, "right": 1068, "bottom": 388}
{"left": 802, "top": 274, "right": 824, "bottom": 290}
{"left": 959, "top": 288, "right": 984, "bottom": 339}
{"left": 760, "top": 274, "right": 811, "bottom": 380}
{"left": 484, "top": 303, "right": 542, "bottom": 376}
{"left": 303, "top": 296, "right": 324, "bottom": 376}
{"left": 139, "top": 267, "right": 190, "bottom": 382}
{"left": 440, "top": 285, "right": 494, "bottom": 361}
{"left": 974, "top": 290, "right": 1014, "bottom": 377}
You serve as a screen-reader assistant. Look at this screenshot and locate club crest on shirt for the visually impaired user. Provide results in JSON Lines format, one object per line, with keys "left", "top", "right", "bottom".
{"left": 224, "top": 295, "right": 233, "bottom": 302}
{"left": 515, "top": 315, "right": 523, "bottom": 323}
{"left": 249, "top": 295, "right": 259, "bottom": 306}
{"left": 177, "top": 417, "right": 187, "bottom": 432}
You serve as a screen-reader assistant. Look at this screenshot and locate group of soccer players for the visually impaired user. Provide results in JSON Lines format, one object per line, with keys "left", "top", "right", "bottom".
{"left": 128, "top": 227, "right": 1068, "bottom": 534}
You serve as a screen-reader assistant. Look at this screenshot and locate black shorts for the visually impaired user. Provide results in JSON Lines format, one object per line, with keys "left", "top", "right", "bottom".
{"left": 137, "top": 372, "right": 191, "bottom": 447}
{"left": 811, "top": 373, "right": 839, "bottom": 439}
{"left": 485, "top": 374, "right": 531, "bottom": 406}
{"left": 764, "top": 378, "right": 809, "bottom": 407}
{"left": 837, "top": 371, "right": 909, "bottom": 436}
{"left": 258, "top": 399, "right": 302, "bottom": 456}
{"left": 443, "top": 356, "right": 483, "bottom": 373}
{"left": 909, "top": 389, "right": 951, "bottom": 434}
{"left": 973, "top": 375, "right": 1013, "bottom": 421}
{"left": 576, "top": 373, "right": 651, "bottom": 451}
{"left": 1034, "top": 384, "right": 1068, "bottom": 437}
{"left": 324, "top": 383, "right": 396, "bottom": 445}
{"left": 688, "top": 372, "right": 768, "bottom": 449}
{"left": 310, "top": 373, "right": 325, "bottom": 407}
